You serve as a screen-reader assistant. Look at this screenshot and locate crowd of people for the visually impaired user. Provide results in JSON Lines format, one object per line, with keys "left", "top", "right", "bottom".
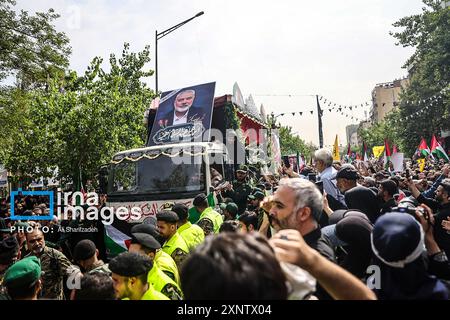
{"left": 1, "top": 149, "right": 450, "bottom": 300}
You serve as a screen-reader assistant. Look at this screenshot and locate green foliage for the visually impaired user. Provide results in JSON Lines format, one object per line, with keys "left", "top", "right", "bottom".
{"left": 224, "top": 102, "right": 241, "bottom": 131}
{"left": 279, "top": 125, "right": 317, "bottom": 158}
{"left": 0, "top": 43, "right": 155, "bottom": 188}
{"left": 358, "top": 109, "right": 403, "bottom": 153}
{"left": 0, "top": 0, "right": 71, "bottom": 89}
{"left": 390, "top": 0, "right": 450, "bottom": 156}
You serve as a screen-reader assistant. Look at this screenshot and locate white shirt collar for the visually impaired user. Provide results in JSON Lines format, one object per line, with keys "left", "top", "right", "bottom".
{"left": 173, "top": 110, "right": 188, "bottom": 125}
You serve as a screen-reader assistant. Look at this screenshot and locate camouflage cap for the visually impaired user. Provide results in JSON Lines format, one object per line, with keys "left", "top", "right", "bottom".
{"left": 236, "top": 165, "right": 248, "bottom": 173}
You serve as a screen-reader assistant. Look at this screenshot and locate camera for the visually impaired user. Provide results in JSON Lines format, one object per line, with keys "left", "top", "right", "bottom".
{"left": 391, "top": 204, "right": 428, "bottom": 220}
{"left": 315, "top": 180, "right": 324, "bottom": 194}
{"left": 308, "top": 173, "right": 317, "bottom": 182}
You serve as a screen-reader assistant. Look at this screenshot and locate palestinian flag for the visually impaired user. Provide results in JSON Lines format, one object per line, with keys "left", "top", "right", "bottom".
{"left": 384, "top": 139, "right": 391, "bottom": 169}
{"left": 104, "top": 223, "right": 131, "bottom": 259}
{"left": 431, "top": 135, "right": 450, "bottom": 162}
{"left": 361, "top": 142, "right": 368, "bottom": 162}
{"left": 346, "top": 143, "right": 352, "bottom": 163}
{"left": 418, "top": 138, "right": 432, "bottom": 158}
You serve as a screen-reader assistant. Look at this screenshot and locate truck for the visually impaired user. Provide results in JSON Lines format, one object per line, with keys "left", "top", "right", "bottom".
{"left": 102, "top": 94, "right": 269, "bottom": 257}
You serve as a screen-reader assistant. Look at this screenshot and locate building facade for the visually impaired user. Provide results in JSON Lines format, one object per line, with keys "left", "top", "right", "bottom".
{"left": 369, "top": 77, "right": 409, "bottom": 123}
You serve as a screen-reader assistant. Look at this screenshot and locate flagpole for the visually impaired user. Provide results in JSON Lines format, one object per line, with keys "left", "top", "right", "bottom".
{"left": 316, "top": 95, "right": 323, "bottom": 148}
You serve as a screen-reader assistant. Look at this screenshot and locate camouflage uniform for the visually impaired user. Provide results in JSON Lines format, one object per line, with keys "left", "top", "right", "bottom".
{"left": 87, "top": 260, "right": 111, "bottom": 275}
{"left": 170, "top": 248, "right": 188, "bottom": 270}
{"left": 161, "top": 283, "right": 183, "bottom": 301}
{"left": 27, "top": 246, "right": 73, "bottom": 300}
{"left": 196, "top": 218, "right": 214, "bottom": 237}
{"left": 0, "top": 270, "right": 11, "bottom": 300}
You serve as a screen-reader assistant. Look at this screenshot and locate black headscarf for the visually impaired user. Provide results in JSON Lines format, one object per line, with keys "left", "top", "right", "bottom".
{"left": 335, "top": 211, "right": 373, "bottom": 279}
{"left": 344, "top": 186, "right": 380, "bottom": 223}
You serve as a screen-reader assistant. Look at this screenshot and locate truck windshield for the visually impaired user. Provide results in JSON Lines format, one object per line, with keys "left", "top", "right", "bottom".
{"left": 110, "top": 154, "right": 205, "bottom": 195}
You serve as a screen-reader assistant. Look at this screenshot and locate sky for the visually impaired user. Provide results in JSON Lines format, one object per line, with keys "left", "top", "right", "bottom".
{"left": 15, "top": 0, "right": 424, "bottom": 148}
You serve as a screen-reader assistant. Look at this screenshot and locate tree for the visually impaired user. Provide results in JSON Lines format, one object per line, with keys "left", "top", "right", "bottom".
{"left": 358, "top": 109, "right": 403, "bottom": 154}
{"left": 278, "top": 125, "right": 316, "bottom": 158}
{"left": 0, "top": 43, "right": 155, "bottom": 188}
{"left": 0, "top": 0, "right": 71, "bottom": 90}
{"left": 390, "top": 0, "right": 450, "bottom": 156}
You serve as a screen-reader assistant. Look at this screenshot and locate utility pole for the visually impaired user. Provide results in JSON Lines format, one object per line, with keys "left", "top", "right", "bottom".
{"left": 155, "top": 11, "right": 204, "bottom": 93}
{"left": 316, "top": 95, "right": 323, "bottom": 148}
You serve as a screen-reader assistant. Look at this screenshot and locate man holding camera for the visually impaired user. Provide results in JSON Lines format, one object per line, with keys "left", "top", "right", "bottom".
{"left": 407, "top": 167, "right": 450, "bottom": 258}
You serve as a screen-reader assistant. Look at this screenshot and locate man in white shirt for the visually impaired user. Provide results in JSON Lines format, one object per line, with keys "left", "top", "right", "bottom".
{"left": 313, "top": 148, "right": 346, "bottom": 208}
{"left": 172, "top": 90, "right": 195, "bottom": 125}
{"left": 154, "top": 89, "right": 206, "bottom": 130}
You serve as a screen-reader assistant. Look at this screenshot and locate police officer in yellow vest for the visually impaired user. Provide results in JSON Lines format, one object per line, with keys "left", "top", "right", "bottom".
{"left": 109, "top": 252, "right": 168, "bottom": 300}
{"left": 131, "top": 223, "right": 180, "bottom": 286}
{"left": 172, "top": 204, "right": 205, "bottom": 251}
{"left": 128, "top": 232, "right": 183, "bottom": 300}
{"left": 193, "top": 193, "right": 223, "bottom": 236}
{"left": 156, "top": 211, "right": 189, "bottom": 270}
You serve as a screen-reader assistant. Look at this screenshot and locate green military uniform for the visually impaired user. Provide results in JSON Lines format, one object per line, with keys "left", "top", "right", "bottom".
{"left": 147, "top": 262, "right": 183, "bottom": 300}
{"left": 154, "top": 250, "right": 180, "bottom": 286}
{"left": 27, "top": 246, "right": 73, "bottom": 300}
{"left": 87, "top": 260, "right": 111, "bottom": 275}
{"left": 161, "top": 232, "right": 189, "bottom": 271}
{"left": 177, "top": 221, "right": 205, "bottom": 251}
{"left": 3, "top": 256, "right": 41, "bottom": 300}
{"left": 196, "top": 207, "right": 223, "bottom": 236}
{"left": 223, "top": 180, "right": 253, "bottom": 215}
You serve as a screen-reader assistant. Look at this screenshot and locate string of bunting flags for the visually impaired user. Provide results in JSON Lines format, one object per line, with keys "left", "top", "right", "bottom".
{"left": 402, "top": 86, "right": 449, "bottom": 106}
{"left": 391, "top": 86, "right": 449, "bottom": 124}
{"left": 275, "top": 106, "right": 366, "bottom": 122}
{"left": 318, "top": 95, "right": 371, "bottom": 111}
{"left": 269, "top": 85, "right": 448, "bottom": 122}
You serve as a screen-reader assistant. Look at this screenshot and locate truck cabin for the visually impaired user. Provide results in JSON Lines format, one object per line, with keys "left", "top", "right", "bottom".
{"left": 107, "top": 142, "right": 229, "bottom": 201}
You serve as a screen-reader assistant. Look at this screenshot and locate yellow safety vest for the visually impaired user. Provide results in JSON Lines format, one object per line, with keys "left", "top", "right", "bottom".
{"left": 121, "top": 283, "right": 169, "bottom": 300}
{"left": 177, "top": 221, "right": 205, "bottom": 251}
{"left": 147, "top": 262, "right": 183, "bottom": 299}
{"left": 141, "top": 284, "right": 170, "bottom": 300}
{"left": 154, "top": 250, "right": 180, "bottom": 286}
{"left": 162, "top": 232, "right": 189, "bottom": 257}
{"left": 197, "top": 207, "right": 223, "bottom": 234}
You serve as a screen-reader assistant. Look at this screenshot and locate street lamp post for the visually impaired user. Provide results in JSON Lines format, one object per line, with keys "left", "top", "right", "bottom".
{"left": 155, "top": 11, "right": 204, "bottom": 93}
